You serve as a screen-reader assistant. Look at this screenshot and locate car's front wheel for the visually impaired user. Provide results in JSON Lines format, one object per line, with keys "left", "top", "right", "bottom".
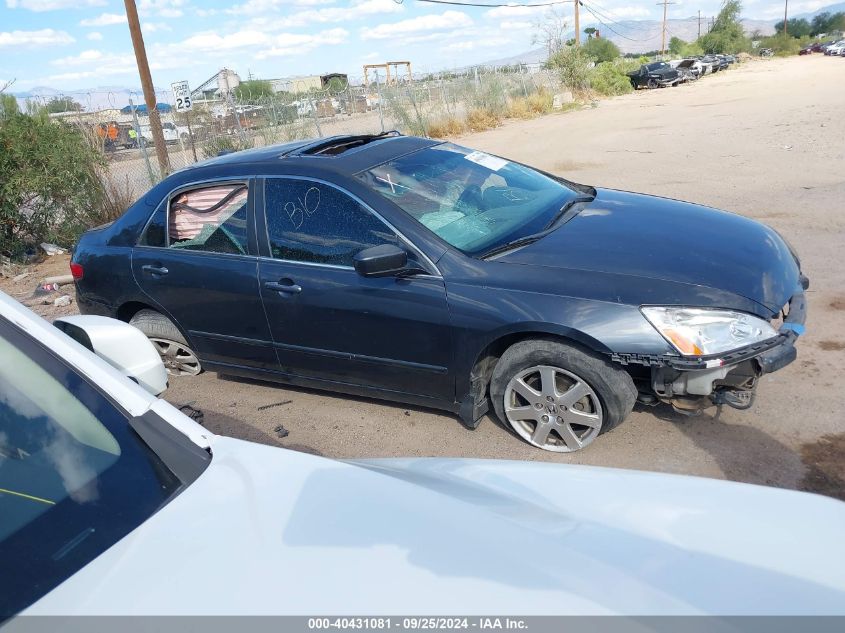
{"left": 490, "top": 340, "right": 636, "bottom": 452}
{"left": 129, "top": 309, "right": 202, "bottom": 376}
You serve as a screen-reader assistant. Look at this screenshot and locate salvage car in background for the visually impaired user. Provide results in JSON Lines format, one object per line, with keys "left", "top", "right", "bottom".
{"left": 628, "top": 61, "right": 680, "bottom": 89}
{"left": 2, "top": 291, "right": 844, "bottom": 618}
{"left": 72, "top": 133, "right": 807, "bottom": 453}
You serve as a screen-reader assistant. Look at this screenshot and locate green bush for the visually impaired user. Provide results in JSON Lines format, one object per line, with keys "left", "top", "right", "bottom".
{"left": 697, "top": 0, "right": 750, "bottom": 53}
{"left": 200, "top": 134, "right": 253, "bottom": 159}
{"left": 548, "top": 46, "right": 593, "bottom": 92}
{"left": 0, "top": 111, "right": 107, "bottom": 257}
{"left": 583, "top": 37, "right": 621, "bottom": 63}
{"left": 758, "top": 32, "right": 802, "bottom": 56}
{"left": 589, "top": 59, "right": 639, "bottom": 96}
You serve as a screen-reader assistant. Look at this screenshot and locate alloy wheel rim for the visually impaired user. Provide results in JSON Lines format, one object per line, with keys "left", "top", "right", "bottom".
{"left": 503, "top": 365, "right": 603, "bottom": 452}
{"left": 149, "top": 337, "right": 201, "bottom": 376}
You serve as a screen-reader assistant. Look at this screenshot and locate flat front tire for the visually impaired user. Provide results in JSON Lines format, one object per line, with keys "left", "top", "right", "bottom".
{"left": 129, "top": 309, "right": 202, "bottom": 376}
{"left": 490, "top": 340, "right": 636, "bottom": 452}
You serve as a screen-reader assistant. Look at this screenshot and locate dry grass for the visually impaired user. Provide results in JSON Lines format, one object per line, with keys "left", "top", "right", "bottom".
{"left": 526, "top": 90, "right": 553, "bottom": 114}
{"left": 465, "top": 108, "right": 502, "bottom": 132}
{"left": 427, "top": 116, "right": 467, "bottom": 138}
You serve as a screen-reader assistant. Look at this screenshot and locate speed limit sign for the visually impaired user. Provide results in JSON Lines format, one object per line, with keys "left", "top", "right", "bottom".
{"left": 171, "top": 80, "right": 192, "bottom": 112}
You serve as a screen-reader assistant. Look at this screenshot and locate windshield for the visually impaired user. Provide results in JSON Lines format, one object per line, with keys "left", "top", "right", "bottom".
{"left": 359, "top": 143, "right": 579, "bottom": 256}
{"left": 0, "top": 318, "right": 184, "bottom": 618}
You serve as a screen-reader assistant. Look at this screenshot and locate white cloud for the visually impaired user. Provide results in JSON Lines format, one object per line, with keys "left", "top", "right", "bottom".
{"left": 227, "top": 0, "right": 336, "bottom": 15}
{"left": 181, "top": 29, "right": 272, "bottom": 51}
{"left": 238, "top": 0, "right": 401, "bottom": 27}
{"left": 80, "top": 12, "right": 127, "bottom": 26}
{"left": 51, "top": 48, "right": 104, "bottom": 65}
{"left": 86, "top": 31, "right": 103, "bottom": 40}
{"left": 605, "top": 6, "right": 651, "bottom": 18}
{"left": 257, "top": 27, "right": 348, "bottom": 57}
{"left": 499, "top": 20, "right": 532, "bottom": 31}
{"left": 485, "top": 5, "right": 546, "bottom": 19}
{"left": 5, "top": 0, "right": 105, "bottom": 11}
{"left": 144, "top": 21, "right": 173, "bottom": 32}
{"left": 363, "top": 10, "right": 472, "bottom": 40}
{"left": 0, "top": 28, "right": 75, "bottom": 48}
{"left": 139, "top": 0, "right": 186, "bottom": 18}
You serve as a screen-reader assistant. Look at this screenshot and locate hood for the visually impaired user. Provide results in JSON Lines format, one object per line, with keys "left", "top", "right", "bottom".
{"left": 27, "top": 438, "right": 845, "bottom": 616}
{"left": 497, "top": 188, "right": 800, "bottom": 314}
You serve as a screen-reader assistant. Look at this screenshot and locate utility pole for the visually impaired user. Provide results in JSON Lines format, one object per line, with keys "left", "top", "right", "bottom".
{"left": 783, "top": 0, "right": 788, "bottom": 35}
{"left": 574, "top": 0, "right": 580, "bottom": 46}
{"left": 124, "top": 0, "right": 169, "bottom": 178}
{"left": 698, "top": 10, "right": 702, "bottom": 38}
{"left": 656, "top": 0, "right": 676, "bottom": 57}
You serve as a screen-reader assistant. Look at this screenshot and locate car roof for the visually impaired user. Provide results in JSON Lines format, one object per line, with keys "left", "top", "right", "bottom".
{"left": 184, "top": 133, "right": 441, "bottom": 176}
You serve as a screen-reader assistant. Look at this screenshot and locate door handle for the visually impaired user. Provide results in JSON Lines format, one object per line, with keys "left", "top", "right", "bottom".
{"left": 142, "top": 264, "right": 169, "bottom": 276}
{"left": 264, "top": 280, "right": 302, "bottom": 294}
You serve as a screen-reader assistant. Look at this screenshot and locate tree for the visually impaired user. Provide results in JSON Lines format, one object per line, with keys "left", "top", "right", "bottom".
{"left": 547, "top": 45, "right": 593, "bottom": 91}
{"left": 532, "top": 6, "right": 568, "bottom": 59}
{"left": 0, "top": 94, "right": 18, "bottom": 119}
{"left": 774, "top": 17, "right": 811, "bottom": 38}
{"left": 697, "top": 0, "right": 749, "bottom": 53}
{"left": 668, "top": 36, "right": 686, "bottom": 56}
{"left": 810, "top": 11, "right": 845, "bottom": 35}
{"left": 44, "top": 96, "right": 82, "bottom": 113}
{"left": 0, "top": 111, "right": 106, "bottom": 257}
{"left": 583, "top": 37, "right": 621, "bottom": 63}
{"left": 233, "top": 79, "right": 274, "bottom": 102}
{"left": 325, "top": 77, "right": 348, "bottom": 94}
{"left": 584, "top": 27, "right": 597, "bottom": 39}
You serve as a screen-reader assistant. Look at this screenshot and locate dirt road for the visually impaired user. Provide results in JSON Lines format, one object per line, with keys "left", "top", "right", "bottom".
{"left": 7, "top": 56, "right": 844, "bottom": 493}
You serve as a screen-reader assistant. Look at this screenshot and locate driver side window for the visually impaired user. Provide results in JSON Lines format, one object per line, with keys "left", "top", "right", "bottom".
{"left": 265, "top": 178, "right": 399, "bottom": 267}
{"left": 167, "top": 183, "right": 249, "bottom": 255}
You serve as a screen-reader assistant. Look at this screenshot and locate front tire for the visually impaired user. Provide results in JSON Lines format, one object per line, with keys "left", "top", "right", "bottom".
{"left": 490, "top": 340, "right": 636, "bottom": 452}
{"left": 129, "top": 309, "right": 202, "bottom": 376}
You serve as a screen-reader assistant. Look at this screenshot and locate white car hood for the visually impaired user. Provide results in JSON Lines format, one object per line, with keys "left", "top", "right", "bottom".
{"left": 27, "top": 437, "right": 845, "bottom": 616}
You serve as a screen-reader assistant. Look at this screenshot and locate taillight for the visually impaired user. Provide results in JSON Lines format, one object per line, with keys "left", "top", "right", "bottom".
{"left": 70, "top": 262, "right": 84, "bottom": 280}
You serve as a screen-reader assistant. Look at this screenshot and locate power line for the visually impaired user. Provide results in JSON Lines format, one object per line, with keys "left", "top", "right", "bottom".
{"left": 583, "top": 0, "right": 654, "bottom": 31}
{"left": 579, "top": 2, "right": 656, "bottom": 42}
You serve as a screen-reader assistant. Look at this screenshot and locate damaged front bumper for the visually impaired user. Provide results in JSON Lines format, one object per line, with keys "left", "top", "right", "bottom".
{"left": 614, "top": 289, "right": 807, "bottom": 412}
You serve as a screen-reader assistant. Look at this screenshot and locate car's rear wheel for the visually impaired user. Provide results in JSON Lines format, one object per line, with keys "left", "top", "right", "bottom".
{"left": 129, "top": 309, "right": 202, "bottom": 376}
{"left": 490, "top": 340, "right": 636, "bottom": 452}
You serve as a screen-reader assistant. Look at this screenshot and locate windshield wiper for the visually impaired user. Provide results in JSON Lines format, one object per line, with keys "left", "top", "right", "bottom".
{"left": 544, "top": 194, "right": 595, "bottom": 230}
{"left": 479, "top": 231, "right": 552, "bottom": 259}
{"left": 479, "top": 193, "right": 596, "bottom": 260}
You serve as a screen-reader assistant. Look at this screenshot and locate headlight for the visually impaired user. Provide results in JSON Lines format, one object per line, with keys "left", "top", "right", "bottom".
{"left": 641, "top": 307, "right": 778, "bottom": 356}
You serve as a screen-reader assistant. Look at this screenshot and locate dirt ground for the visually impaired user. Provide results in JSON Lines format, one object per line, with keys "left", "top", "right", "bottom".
{"left": 4, "top": 55, "right": 844, "bottom": 496}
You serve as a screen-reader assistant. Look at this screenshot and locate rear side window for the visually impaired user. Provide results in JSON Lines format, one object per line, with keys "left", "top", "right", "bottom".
{"left": 264, "top": 178, "right": 398, "bottom": 266}
{"left": 168, "top": 184, "right": 249, "bottom": 255}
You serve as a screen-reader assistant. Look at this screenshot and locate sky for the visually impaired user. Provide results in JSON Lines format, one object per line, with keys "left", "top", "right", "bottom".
{"left": 0, "top": 0, "right": 835, "bottom": 94}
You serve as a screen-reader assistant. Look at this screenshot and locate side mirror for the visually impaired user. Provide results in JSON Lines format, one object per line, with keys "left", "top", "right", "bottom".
{"left": 353, "top": 244, "right": 410, "bottom": 277}
{"left": 54, "top": 315, "right": 168, "bottom": 397}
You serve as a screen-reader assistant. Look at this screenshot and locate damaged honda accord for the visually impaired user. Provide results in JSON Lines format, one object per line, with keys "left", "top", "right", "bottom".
{"left": 71, "top": 133, "right": 808, "bottom": 452}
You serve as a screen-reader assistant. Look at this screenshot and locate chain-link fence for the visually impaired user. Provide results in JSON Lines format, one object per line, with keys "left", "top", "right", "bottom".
{"left": 29, "top": 64, "right": 562, "bottom": 201}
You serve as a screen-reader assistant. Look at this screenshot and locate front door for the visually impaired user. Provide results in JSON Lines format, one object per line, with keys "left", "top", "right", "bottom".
{"left": 257, "top": 177, "right": 453, "bottom": 401}
{"left": 131, "top": 179, "right": 277, "bottom": 370}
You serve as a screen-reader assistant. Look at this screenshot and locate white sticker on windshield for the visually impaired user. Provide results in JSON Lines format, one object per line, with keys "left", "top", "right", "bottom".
{"left": 464, "top": 151, "right": 508, "bottom": 172}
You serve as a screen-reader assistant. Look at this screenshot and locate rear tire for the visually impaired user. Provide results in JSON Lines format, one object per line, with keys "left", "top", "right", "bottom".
{"left": 129, "top": 309, "right": 202, "bottom": 376}
{"left": 490, "top": 339, "right": 636, "bottom": 452}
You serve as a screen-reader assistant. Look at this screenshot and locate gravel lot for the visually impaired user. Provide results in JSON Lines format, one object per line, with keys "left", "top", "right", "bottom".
{"left": 5, "top": 55, "right": 844, "bottom": 495}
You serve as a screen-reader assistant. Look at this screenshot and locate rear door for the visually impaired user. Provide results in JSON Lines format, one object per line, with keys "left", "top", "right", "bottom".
{"left": 256, "top": 176, "right": 454, "bottom": 401}
{"left": 131, "top": 179, "right": 278, "bottom": 370}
